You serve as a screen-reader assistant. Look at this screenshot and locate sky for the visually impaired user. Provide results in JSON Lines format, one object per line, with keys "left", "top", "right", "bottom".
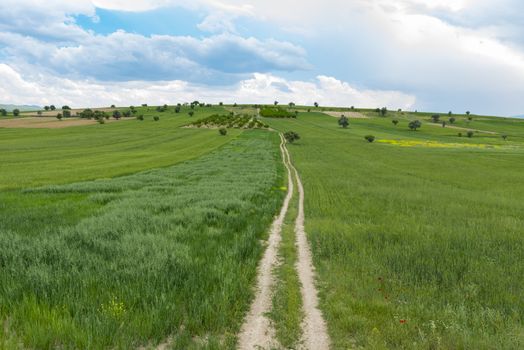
{"left": 1, "top": 0, "right": 524, "bottom": 116}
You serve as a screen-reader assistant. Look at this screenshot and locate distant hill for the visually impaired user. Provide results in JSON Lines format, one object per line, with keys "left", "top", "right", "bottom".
{"left": 0, "top": 104, "right": 41, "bottom": 112}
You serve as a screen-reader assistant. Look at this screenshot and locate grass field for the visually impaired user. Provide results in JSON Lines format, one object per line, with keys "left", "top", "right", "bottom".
{"left": 1, "top": 105, "right": 523, "bottom": 349}
{"left": 266, "top": 112, "right": 524, "bottom": 348}
{"left": 0, "top": 106, "right": 240, "bottom": 190}
{"left": 0, "top": 128, "right": 285, "bottom": 349}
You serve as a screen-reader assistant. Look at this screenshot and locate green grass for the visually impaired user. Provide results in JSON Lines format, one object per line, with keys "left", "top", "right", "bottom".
{"left": 0, "top": 106, "right": 239, "bottom": 190}
{"left": 0, "top": 130, "right": 285, "bottom": 349}
{"left": 267, "top": 112, "right": 524, "bottom": 349}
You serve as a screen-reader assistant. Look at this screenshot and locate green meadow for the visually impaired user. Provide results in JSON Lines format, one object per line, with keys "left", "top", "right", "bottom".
{"left": 267, "top": 112, "right": 524, "bottom": 349}
{"left": 1, "top": 105, "right": 523, "bottom": 349}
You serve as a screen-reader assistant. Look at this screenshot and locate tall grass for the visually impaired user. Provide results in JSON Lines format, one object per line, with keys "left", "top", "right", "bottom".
{"left": 0, "top": 131, "right": 285, "bottom": 349}
{"left": 268, "top": 113, "right": 524, "bottom": 349}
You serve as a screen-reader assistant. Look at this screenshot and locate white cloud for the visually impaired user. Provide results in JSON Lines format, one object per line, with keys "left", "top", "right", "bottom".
{"left": 0, "top": 64, "right": 415, "bottom": 110}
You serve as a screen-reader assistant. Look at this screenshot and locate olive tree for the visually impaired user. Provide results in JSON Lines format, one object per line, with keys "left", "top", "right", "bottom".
{"left": 409, "top": 120, "right": 422, "bottom": 131}
{"left": 338, "top": 115, "right": 349, "bottom": 128}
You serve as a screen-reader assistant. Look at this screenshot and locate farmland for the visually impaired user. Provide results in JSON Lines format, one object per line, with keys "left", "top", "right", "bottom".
{"left": 1, "top": 105, "right": 524, "bottom": 349}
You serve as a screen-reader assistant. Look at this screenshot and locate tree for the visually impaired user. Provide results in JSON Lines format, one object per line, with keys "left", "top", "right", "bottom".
{"left": 112, "top": 110, "right": 122, "bottom": 120}
{"left": 338, "top": 115, "right": 349, "bottom": 128}
{"left": 175, "top": 105, "right": 181, "bottom": 113}
{"left": 398, "top": 108, "right": 402, "bottom": 112}
{"left": 56, "top": 113, "right": 62, "bottom": 121}
{"left": 380, "top": 107, "right": 387, "bottom": 117}
{"left": 431, "top": 114, "right": 440, "bottom": 123}
{"left": 502, "top": 134, "right": 508, "bottom": 141}
{"left": 408, "top": 120, "right": 422, "bottom": 131}
{"left": 219, "top": 128, "right": 227, "bottom": 136}
{"left": 364, "top": 135, "right": 375, "bottom": 143}
{"left": 63, "top": 110, "right": 71, "bottom": 118}
{"left": 274, "top": 101, "right": 279, "bottom": 106}
{"left": 314, "top": 102, "right": 319, "bottom": 108}
{"left": 466, "top": 111, "right": 471, "bottom": 116}
{"left": 37, "top": 111, "right": 42, "bottom": 117}
{"left": 50, "top": 105, "right": 56, "bottom": 111}
{"left": 442, "top": 121, "right": 446, "bottom": 127}
{"left": 0, "top": 109, "right": 7, "bottom": 116}
{"left": 392, "top": 119, "right": 399, "bottom": 126}
{"left": 137, "top": 114, "right": 144, "bottom": 121}
{"left": 62, "top": 105, "right": 71, "bottom": 110}
{"left": 288, "top": 102, "right": 295, "bottom": 107}
{"left": 189, "top": 111, "right": 194, "bottom": 117}
{"left": 468, "top": 116, "right": 473, "bottom": 121}
{"left": 284, "top": 131, "right": 300, "bottom": 143}
{"left": 449, "top": 117, "right": 456, "bottom": 124}
{"left": 233, "top": 103, "right": 238, "bottom": 107}
{"left": 44, "top": 106, "right": 50, "bottom": 111}
{"left": 111, "top": 104, "right": 116, "bottom": 108}
{"left": 448, "top": 111, "right": 452, "bottom": 116}
{"left": 467, "top": 130, "right": 474, "bottom": 138}
{"left": 13, "top": 109, "right": 20, "bottom": 116}
{"left": 219, "top": 102, "right": 224, "bottom": 106}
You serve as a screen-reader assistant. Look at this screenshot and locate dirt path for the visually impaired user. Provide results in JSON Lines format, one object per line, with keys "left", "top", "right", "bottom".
{"left": 237, "top": 134, "right": 294, "bottom": 350}
{"left": 283, "top": 145, "right": 331, "bottom": 350}
{"left": 425, "top": 122, "right": 499, "bottom": 135}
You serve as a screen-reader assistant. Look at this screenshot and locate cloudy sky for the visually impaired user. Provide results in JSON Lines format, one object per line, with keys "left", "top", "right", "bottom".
{"left": 1, "top": 0, "right": 523, "bottom": 115}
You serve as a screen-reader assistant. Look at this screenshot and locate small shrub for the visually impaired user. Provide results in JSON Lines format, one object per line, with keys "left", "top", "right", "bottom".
{"left": 137, "top": 115, "right": 144, "bottom": 121}
{"left": 502, "top": 134, "right": 508, "bottom": 141}
{"left": 56, "top": 113, "right": 62, "bottom": 121}
{"left": 189, "top": 111, "right": 194, "bottom": 117}
{"left": 13, "top": 109, "right": 20, "bottom": 117}
{"left": 364, "top": 135, "right": 375, "bottom": 143}
{"left": 458, "top": 132, "right": 463, "bottom": 137}
{"left": 284, "top": 131, "right": 300, "bottom": 143}
{"left": 219, "top": 128, "right": 227, "bottom": 136}
{"left": 392, "top": 119, "right": 399, "bottom": 126}
{"left": 153, "top": 116, "right": 160, "bottom": 121}
{"left": 449, "top": 117, "right": 456, "bottom": 124}
{"left": 98, "top": 118, "right": 105, "bottom": 124}
{"left": 431, "top": 114, "right": 440, "bottom": 123}
{"left": 467, "top": 130, "right": 474, "bottom": 138}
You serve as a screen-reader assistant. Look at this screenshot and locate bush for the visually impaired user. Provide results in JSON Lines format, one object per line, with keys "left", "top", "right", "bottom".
{"left": 408, "top": 120, "right": 422, "bottom": 131}
{"left": 284, "top": 131, "right": 300, "bottom": 143}
{"left": 0, "top": 109, "right": 8, "bottom": 116}
{"left": 458, "top": 132, "right": 463, "bottom": 137}
{"left": 259, "top": 107, "right": 295, "bottom": 118}
{"left": 392, "top": 119, "right": 399, "bottom": 126}
{"left": 431, "top": 114, "right": 440, "bottom": 123}
{"left": 63, "top": 110, "right": 72, "bottom": 118}
{"left": 219, "top": 128, "right": 227, "bottom": 136}
{"left": 98, "top": 118, "right": 105, "bottom": 124}
{"left": 153, "top": 116, "right": 160, "bottom": 121}
{"left": 137, "top": 115, "right": 144, "bottom": 121}
{"left": 502, "top": 134, "right": 508, "bottom": 141}
{"left": 449, "top": 117, "right": 456, "bottom": 124}
{"left": 364, "top": 135, "right": 375, "bottom": 143}
{"left": 112, "top": 110, "right": 121, "bottom": 120}
{"left": 13, "top": 109, "right": 20, "bottom": 117}
{"left": 467, "top": 130, "right": 474, "bottom": 138}
{"left": 56, "top": 113, "right": 63, "bottom": 121}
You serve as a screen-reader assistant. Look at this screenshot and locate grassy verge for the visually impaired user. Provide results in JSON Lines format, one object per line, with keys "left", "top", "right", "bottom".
{"left": 267, "top": 113, "right": 524, "bottom": 349}
{"left": 0, "top": 130, "right": 285, "bottom": 349}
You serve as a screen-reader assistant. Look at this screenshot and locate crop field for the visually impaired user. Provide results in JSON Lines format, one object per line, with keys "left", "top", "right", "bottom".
{"left": 1, "top": 104, "right": 523, "bottom": 349}
{"left": 266, "top": 112, "right": 524, "bottom": 348}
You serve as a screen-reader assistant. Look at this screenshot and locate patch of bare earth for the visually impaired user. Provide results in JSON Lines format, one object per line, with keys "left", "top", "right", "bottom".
{"left": 283, "top": 145, "right": 331, "bottom": 350}
{"left": 237, "top": 134, "right": 294, "bottom": 350}
{"left": 324, "top": 111, "right": 368, "bottom": 119}
{"left": 0, "top": 117, "right": 123, "bottom": 129}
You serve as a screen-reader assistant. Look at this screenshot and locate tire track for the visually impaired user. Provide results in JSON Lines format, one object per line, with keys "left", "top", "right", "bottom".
{"left": 237, "top": 133, "right": 294, "bottom": 350}
{"left": 282, "top": 142, "right": 331, "bottom": 350}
